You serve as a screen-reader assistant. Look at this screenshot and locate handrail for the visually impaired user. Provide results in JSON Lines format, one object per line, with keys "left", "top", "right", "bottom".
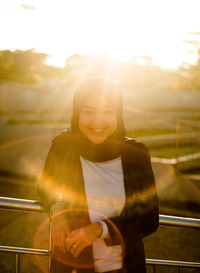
{"left": 0, "top": 197, "right": 200, "bottom": 229}
{"left": 0, "top": 196, "right": 45, "bottom": 214}
{"left": 0, "top": 196, "right": 200, "bottom": 272}
{"left": 159, "top": 214, "right": 200, "bottom": 229}
{"left": 0, "top": 245, "right": 48, "bottom": 255}
{"left": 146, "top": 258, "right": 200, "bottom": 268}
{"left": 0, "top": 245, "right": 200, "bottom": 268}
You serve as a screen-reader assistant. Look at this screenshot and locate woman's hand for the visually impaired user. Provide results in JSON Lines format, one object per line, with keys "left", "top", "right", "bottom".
{"left": 66, "top": 222, "right": 102, "bottom": 258}
{"left": 50, "top": 202, "right": 71, "bottom": 253}
{"left": 51, "top": 217, "right": 71, "bottom": 253}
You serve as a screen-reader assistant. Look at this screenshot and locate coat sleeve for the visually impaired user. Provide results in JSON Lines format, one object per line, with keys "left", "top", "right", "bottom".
{"left": 37, "top": 140, "right": 64, "bottom": 211}
{"left": 104, "top": 142, "right": 159, "bottom": 249}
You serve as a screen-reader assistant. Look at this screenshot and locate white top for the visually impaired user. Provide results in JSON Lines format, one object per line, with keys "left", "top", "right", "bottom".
{"left": 80, "top": 156, "right": 126, "bottom": 272}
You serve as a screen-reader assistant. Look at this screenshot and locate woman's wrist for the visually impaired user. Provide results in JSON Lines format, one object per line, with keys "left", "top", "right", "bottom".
{"left": 98, "top": 221, "right": 109, "bottom": 239}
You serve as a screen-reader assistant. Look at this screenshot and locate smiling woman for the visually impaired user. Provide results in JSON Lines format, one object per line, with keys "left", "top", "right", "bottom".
{"left": 38, "top": 76, "right": 159, "bottom": 273}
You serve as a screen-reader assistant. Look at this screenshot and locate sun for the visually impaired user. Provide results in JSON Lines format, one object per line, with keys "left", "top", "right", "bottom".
{"left": 46, "top": 53, "right": 67, "bottom": 68}
{"left": 2, "top": 0, "right": 198, "bottom": 69}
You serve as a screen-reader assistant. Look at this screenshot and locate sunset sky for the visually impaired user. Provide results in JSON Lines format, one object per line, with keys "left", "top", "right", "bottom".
{"left": 0, "top": 0, "right": 200, "bottom": 68}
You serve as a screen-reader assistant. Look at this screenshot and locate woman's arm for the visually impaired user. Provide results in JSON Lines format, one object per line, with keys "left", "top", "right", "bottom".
{"left": 50, "top": 202, "right": 71, "bottom": 253}
{"left": 38, "top": 140, "right": 72, "bottom": 252}
{"left": 38, "top": 138, "right": 70, "bottom": 210}
{"left": 103, "top": 143, "right": 159, "bottom": 248}
{"left": 37, "top": 141, "right": 60, "bottom": 210}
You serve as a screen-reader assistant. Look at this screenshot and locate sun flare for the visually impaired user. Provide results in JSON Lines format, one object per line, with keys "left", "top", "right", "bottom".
{"left": 0, "top": 0, "right": 200, "bottom": 69}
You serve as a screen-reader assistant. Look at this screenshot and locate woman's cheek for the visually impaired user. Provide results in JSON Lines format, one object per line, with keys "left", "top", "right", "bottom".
{"left": 79, "top": 115, "right": 91, "bottom": 129}
{"left": 107, "top": 115, "right": 117, "bottom": 132}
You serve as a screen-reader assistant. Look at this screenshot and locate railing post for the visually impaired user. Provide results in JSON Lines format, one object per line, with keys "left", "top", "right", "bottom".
{"left": 49, "top": 219, "right": 52, "bottom": 270}
{"left": 15, "top": 253, "right": 20, "bottom": 273}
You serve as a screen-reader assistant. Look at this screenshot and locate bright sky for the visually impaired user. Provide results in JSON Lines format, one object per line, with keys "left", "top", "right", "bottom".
{"left": 0, "top": 0, "right": 200, "bottom": 68}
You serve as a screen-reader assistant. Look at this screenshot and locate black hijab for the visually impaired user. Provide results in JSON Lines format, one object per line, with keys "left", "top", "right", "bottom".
{"left": 69, "top": 76, "right": 126, "bottom": 162}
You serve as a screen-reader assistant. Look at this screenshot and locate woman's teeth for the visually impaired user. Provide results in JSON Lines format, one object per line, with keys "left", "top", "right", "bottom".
{"left": 91, "top": 128, "right": 104, "bottom": 133}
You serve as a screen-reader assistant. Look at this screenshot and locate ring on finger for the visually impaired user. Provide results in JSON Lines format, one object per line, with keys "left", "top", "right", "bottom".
{"left": 72, "top": 243, "right": 78, "bottom": 249}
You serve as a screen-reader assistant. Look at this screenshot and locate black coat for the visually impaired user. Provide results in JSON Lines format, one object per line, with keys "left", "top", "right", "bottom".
{"left": 38, "top": 132, "right": 159, "bottom": 273}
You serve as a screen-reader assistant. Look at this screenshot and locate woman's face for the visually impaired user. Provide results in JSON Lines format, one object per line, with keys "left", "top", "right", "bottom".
{"left": 79, "top": 93, "right": 117, "bottom": 144}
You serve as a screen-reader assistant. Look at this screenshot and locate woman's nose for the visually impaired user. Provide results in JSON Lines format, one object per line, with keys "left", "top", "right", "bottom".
{"left": 92, "top": 112, "right": 105, "bottom": 126}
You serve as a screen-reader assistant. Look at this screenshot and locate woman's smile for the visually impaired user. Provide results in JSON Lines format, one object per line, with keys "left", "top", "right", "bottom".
{"left": 89, "top": 127, "right": 106, "bottom": 134}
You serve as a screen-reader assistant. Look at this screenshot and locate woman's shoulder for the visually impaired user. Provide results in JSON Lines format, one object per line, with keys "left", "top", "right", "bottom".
{"left": 121, "top": 136, "right": 151, "bottom": 163}
{"left": 50, "top": 129, "right": 76, "bottom": 151}
{"left": 53, "top": 128, "right": 73, "bottom": 143}
{"left": 122, "top": 136, "right": 149, "bottom": 151}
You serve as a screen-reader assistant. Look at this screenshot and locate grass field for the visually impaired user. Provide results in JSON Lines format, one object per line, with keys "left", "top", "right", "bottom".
{"left": 149, "top": 146, "right": 199, "bottom": 158}
{"left": 127, "top": 128, "right": 176, "bottom": 138}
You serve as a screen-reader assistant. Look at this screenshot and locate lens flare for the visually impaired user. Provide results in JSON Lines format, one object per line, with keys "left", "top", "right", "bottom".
{"left": 33, "top": 208, "right": 124, "bottom": 270}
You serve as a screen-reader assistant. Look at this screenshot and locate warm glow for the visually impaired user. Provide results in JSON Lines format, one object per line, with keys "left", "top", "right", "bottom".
{"left": 0, "top": 0, "right": 200, "bottom": 68}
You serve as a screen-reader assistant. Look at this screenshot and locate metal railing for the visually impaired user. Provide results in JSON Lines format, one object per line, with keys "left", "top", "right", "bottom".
{"left": 0, "top": 197, "right": 200, "bottom": 273}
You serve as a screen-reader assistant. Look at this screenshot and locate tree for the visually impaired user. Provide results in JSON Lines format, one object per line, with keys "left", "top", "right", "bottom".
{"left": 0, "top": 49, "right": 60, "bottom": 84}
{"left": 177, "top": 33, "right": 200, "bottom": 90}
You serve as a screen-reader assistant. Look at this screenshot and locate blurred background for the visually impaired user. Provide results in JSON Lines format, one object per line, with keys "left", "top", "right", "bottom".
{"left": 0, "top": 0, "right": 200, "bottom": 272}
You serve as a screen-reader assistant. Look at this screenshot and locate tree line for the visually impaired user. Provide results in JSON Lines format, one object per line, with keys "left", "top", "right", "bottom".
{"left": 0, "top": 49, "right": 61, "bottom": 84}
{"left": 0, "top": 40, "right": 200, "bottom": 91}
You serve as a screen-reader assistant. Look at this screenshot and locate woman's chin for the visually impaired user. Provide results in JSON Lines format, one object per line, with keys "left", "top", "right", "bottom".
{"left": 87, "top": 135, "right": 107, "bottom": 144}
